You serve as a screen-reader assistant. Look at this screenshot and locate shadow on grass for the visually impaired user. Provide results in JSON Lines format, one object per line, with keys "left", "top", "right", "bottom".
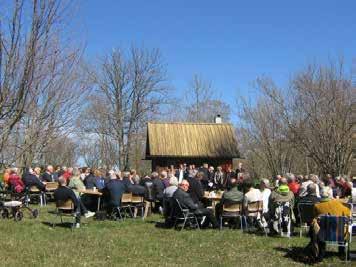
{"left": 42, "top": 221, "right": 74, "bottom": 229}
{"left": 274, "top": 246, "right": 340, "bottom": 265}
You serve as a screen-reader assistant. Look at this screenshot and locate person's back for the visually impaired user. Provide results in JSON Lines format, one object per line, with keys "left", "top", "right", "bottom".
{"left": 106, "top": 179, "right": 126, "bottom": 207}
{"left": 152, "top": 177, "right": 165, "bottom": 200}
{"left": 84, "top": 173, "right": 96, "bottom": 189}
{"left": 314, "top": 199, "right": 350, "bottom": 217}
{"left": 222, "top": 186, "right": 244, "bottom": 205}
{"left": 186, "top": 176, "right": 204, "bottom": 204}
{"left": 299, "top": 183, "right": 320, "bottom": 205}
{"left": 54, "top": 185, "right": 78, "bottom": 205}
{"left": 23, "top": 173, "right": 45, "bottom": 191}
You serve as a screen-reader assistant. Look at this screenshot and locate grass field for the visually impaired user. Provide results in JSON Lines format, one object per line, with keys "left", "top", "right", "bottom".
{"left": 0, "top": 204, "right": 353, "bottom": 267}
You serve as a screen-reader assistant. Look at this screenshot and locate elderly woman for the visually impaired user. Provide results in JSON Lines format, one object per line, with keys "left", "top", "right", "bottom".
{"left": 68, "top": 168, "right": 85, "bottom": 197}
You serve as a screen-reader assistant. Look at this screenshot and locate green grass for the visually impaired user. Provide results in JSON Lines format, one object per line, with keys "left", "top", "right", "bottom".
{"left": 0, "top": 204, "right": 353, "bottom": 266}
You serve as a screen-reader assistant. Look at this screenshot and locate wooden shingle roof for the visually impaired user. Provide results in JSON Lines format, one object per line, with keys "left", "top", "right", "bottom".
{"left": 145, "top": 122, "right": 240, "bottom": 158}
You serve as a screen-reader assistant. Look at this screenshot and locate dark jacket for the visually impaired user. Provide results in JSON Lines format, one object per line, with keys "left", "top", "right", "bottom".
{"left": 106, "top": 179, "right": 126, "bottom": 207}
{"left": 186, "top": 176, "right": 204, "bottom": 204}
{"left": 173, "top": 188, "right": 198, "bottom": 211}
{"left": 41, "top": 172, "right": 54, "bottom": 182}
{"left": 53, "top": 186, "right": 79, "bottom": 209}
{"left": 299, "top": 195, "right": 320, "bottom": 205}
{"left": 23, "top": 174, "right": 45, "bottom": 191}
{"left": 84, "top": 174, "right": 97, "bottom": 189}
{"left": 141, "top": 179, "right": 154, "bottom": 201}
{"left": 152, "top": 178, "right": 165, "bottom": 200}
{"left": 221, "top": 186, "right": 244, "bottom": 205}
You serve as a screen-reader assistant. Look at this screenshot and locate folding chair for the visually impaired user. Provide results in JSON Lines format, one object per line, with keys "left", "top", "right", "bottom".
{"left": 53, "top": 199, "right": 77, "bottom": 230}
{"left": 114, "top": 193, "right": 133, "bottom": 220}
{"left": 317, "top": 215, "right": 351, "bottom": 261}
{"left": 173, "top": 198, "right": 200, "bottom": 231}
{"left": 220, "top": 202, "right": 243, "bottom": 231}
{"left": 244, "top": 201, "right": 267, "bottom": 235}
{"left": 131, "top": 195, "right": 145, "bottom": 219}
{"left": 297, "top": 202, "right": 316, "bottom": 237}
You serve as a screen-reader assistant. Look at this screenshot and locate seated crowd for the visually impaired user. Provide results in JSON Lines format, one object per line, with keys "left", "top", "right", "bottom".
{"left": 1, "top": 163, "right": 354, "bottom": 260}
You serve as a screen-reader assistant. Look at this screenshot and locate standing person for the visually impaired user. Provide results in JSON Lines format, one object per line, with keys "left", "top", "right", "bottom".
{"left": 198, "top": 163, "right": 209, "bottom": 190}
{"left": 41, "top": 165, "right": 54, "bottom": 182}
{"left": 207, "top": 166, "right": 215, "bottom": 190}
{"left": 214, "top": 166, "right": 225, "bottom": 190}
{"left": 225, "top": 166, "right": 236, "bottom": 190}
{"left": 175, "top": 164, "right": 185, "bottom": 184}
{"left": 235, "top": 162, "right": 245, "bottom": 180}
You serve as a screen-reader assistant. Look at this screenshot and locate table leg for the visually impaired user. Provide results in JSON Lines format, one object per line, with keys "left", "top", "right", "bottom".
{"left": 97, "top": 197, "right": 101, "bottom": 211}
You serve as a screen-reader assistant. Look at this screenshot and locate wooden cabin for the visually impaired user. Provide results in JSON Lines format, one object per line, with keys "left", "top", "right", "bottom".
{"left": 145, "top": 122, "right": 240, "bottom": 171}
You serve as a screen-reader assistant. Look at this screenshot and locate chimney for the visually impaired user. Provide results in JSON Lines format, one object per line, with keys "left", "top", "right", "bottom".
{"left": 215, "top": 114, "right": 222, "bottom": 123}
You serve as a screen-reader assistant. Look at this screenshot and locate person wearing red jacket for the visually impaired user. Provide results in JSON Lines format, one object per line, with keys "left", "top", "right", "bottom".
{"left": 287, "top": 173, "right": 300, "bottom": 196}
{"left": 8, "top": 168, "right": 25, "bottom": 193}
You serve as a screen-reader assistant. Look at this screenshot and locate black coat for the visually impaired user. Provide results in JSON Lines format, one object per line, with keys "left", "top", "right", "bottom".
{"left": 23, "top": 174, "right": 45, "bottom": 191}
{"left": 152, "top": 178, "right": 165, "bottom": 201}
{"left": 173, "top": 188, "right": 198, "bottom": 211}
{"left": 186, "top": 176, "right": 204, "bottom": 204}
{"left": 106, "top": 179, "right": 126, "bottom": 207}
{"left": 41, "top": 172, "right": 54, "bottom": 182}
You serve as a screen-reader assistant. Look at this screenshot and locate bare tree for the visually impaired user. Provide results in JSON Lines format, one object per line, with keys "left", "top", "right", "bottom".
{"left": 0, "top": 0, "right": 84, "bottom": 168}
{"left": 239, "top": 60, "right": 355, "bottom": 177}
{"left": 184, "top": 74, "right": 231, "bottom": 122}
{"left": 80, "top": 45, "right": 168, "bottom": 170}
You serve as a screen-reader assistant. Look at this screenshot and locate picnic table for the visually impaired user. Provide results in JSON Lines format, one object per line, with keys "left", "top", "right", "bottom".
{"left": 78, "top": 189, "right": 103, "bottom": 211}
{"left": 203, "top": 191, "right": 223, "bottom": 213}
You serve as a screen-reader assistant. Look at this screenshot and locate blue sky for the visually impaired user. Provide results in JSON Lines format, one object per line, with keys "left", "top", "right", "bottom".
{"left": 77, "top": 0, "right": 356, "bottom": 121}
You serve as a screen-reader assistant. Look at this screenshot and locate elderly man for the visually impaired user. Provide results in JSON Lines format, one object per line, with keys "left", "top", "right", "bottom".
{"left": 23, "top": 167, "right": 45, "bottom": 191}
{"left": 173, "top": 180, "right": 218, "bottom": 229}
{"left": 54, "top": 176, "right": 95, "bottom": 228}
{"left": 41, "top": 165, "right": 54, "bottom": 182}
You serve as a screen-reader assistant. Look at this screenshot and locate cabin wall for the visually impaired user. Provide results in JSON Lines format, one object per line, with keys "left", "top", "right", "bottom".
{"left": 151, "top": 158, "right": 233, "bottom": 172}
